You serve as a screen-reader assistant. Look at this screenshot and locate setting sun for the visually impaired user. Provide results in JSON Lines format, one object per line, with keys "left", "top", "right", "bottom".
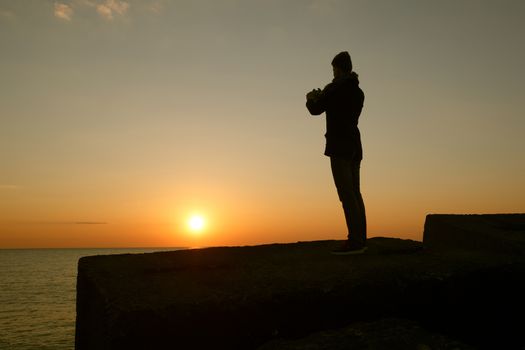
{"left": 188, "top": 215, "right": 206, "bottom": 233}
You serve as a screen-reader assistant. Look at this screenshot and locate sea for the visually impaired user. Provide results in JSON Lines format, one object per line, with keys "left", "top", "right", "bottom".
{"left": 0, "top": 248, "right": 183, "bottom": 350}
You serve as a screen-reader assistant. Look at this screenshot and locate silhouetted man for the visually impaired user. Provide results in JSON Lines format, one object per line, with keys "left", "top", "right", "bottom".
{"left": 306, "top": 51, "right": 367, "bottom": 255}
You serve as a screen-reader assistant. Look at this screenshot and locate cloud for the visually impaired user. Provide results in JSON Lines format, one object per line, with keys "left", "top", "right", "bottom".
{"left": 54, "top": 2, "right": 73, "bottom": 21}
{"left": 52, "top": 0, "right": 130, "bottom": 21}
{"left": 74, "top": 221, "right": 108, "bottom": 225}
{"left": 21, "top": 221, "right": 108, "bottom": 225}
{"left": 148, "top": 0, "right": 164, "bottom": 14}
{"left": 96, "top": 0, "right": 129, "bottom": 20}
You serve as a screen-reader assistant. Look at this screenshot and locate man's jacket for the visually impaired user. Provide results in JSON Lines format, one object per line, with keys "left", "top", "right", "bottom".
{"left": 306, "top": 72, "right": 364, "bottom": 160}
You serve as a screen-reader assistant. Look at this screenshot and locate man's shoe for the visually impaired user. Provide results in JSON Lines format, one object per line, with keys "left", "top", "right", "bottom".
{"left": 331, "top": 241, "right": 367, "bottom": 255}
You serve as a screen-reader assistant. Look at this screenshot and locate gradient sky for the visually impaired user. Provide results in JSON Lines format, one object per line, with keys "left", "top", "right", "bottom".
{"left": 1, "top": 0, "right": 524, "bottom": 248}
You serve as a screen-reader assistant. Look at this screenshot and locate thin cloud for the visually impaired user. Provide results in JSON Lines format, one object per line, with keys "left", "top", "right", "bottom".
{"left": 74, "top": 221, "right": 108, "bottom": 225}
{"left": 39, "top": 221, "right": 108, "bottom": 225}
{"left": 52, "top": 1, "right": 130, "bottom": 21}
{"left": 54, "top": 2, "right": 73, "bottom": 21}
{"left": 96, "top": 0, "right": 129, "bottom": 20}
{"left": 6, "top": 220, "right": 108, "bottom": 225}
{"left": 148, "top": 0, "right": 164, "bottom": 14}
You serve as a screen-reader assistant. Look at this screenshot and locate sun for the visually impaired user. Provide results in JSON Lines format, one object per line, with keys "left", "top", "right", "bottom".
{"left": 187, "top": 214, "right": 206, "bottom": 233}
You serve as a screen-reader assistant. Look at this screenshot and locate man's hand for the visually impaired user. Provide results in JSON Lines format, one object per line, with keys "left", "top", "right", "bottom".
{"left": 306, "top": 88, "right": 322, "bottom": 101}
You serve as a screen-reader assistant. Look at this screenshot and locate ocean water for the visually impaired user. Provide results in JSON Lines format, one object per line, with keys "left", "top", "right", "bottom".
{"left": 0, "top": 248, "right": 182, "bottom": 350}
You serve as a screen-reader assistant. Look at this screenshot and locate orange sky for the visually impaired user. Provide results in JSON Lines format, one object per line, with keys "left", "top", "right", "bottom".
{"left": 1, "top": 1, "right": 524, "bottom": 248}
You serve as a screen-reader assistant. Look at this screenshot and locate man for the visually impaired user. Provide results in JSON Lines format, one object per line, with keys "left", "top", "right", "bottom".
{"left": 306, "top": 51, "right": 367, "bottom": 255}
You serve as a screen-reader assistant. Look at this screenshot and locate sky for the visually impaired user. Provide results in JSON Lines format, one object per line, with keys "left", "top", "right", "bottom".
{"left": 1, "top": 0, "right": 524, "bottom": 248}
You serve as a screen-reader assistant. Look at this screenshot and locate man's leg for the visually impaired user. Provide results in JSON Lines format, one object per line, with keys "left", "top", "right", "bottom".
{"left": 330, "top": 157, "right": 367, "bottom": 247}
{"left": 350, "top": 160, "right": 367, "bottom": 245}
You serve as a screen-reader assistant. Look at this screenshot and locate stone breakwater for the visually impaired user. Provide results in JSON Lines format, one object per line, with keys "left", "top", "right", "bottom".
{"left": 75, "top": 214, "right": 525, "bottom": 349}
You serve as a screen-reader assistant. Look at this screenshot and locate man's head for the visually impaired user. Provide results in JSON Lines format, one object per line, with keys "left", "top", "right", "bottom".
{"left": 331, "top": 51, "right": 352, "bottom": 78}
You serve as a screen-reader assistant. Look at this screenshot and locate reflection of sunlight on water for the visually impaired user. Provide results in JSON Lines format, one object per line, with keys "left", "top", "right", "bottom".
{"left": 0, "top": 248, "right": 183, "bottom": 349}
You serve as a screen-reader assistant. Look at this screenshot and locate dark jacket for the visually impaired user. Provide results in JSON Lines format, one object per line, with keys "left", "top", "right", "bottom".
{"left": 306, "top": 72, "right": 364, "bottom": 160}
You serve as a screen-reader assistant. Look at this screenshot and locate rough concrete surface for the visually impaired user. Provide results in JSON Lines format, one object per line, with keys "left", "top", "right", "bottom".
{"left": 257, "top": 318, "right": 475, "bottom": 350}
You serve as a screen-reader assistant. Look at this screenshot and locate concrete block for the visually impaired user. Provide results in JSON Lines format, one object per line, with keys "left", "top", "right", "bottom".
{"left": 423, "top": 213, "right": 525, "bottom": 254}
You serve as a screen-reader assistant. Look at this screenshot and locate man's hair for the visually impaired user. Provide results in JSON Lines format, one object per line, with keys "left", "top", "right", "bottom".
{"left": 331, "top": 51, "right": 352, "bottom": 72}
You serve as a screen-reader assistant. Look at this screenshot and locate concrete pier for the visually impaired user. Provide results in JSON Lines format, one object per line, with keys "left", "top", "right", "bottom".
{"left": 75, "top": 214, "right": 525, "bottom": 349}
